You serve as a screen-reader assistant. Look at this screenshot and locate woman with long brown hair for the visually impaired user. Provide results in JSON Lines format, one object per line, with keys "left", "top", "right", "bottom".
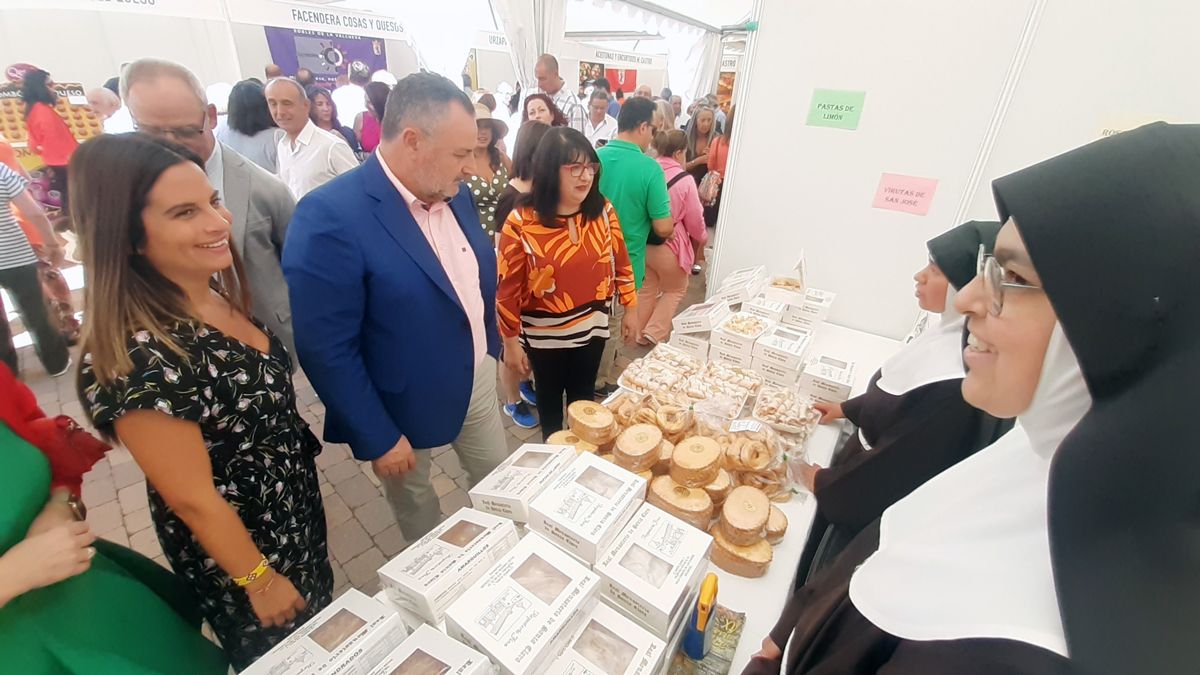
{"left": 72, "top": 134, "right": 331, "bottom": 670}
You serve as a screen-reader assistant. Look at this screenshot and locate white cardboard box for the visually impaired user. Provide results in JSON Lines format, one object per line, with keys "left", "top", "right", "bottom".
{"left": 378, "top": 507, "right": 520, "bottom": 625}
{"left": 528, "top": 453, "right": 647, "bottom": 566}
{"left": 668, "top": 332, "right": 710, "bottom": 362}
{"left": 366, "top": 624, "right": 492, "bottom": 675}
{"left": 782, "top": 288, "right": 836, "bottom": 331}
{"left": 752, "top": 357, "right": 803, "bottom": 389}
{"left": 710, "top": 345, "right": 754, "bottom": 370}
{"left": 671, "top": 302, "right": 730, "bottom": 335}
{"left": 594, "top": 503, "right": 713, "bottom": 640}
{"left": 718, "top": 265, "right": 767, "bottom": 290}
{"left": 243, "top": 589, "right": 408, "bottom": 675}
{"left": 752, "top": 325, "right": 813, "bottom": 372}
{"left": 469, "top": 444, "right": 577, "bottom": 523}
{"left": 544, "top": 602, "right": 667, "bottom": 675}
{"left": 373, "top": 590, "right": 444, "bottom": 635}
{"left": 713, "top": 275, "right": 767, "bottom": 308}
{"left": 743, "top": 296, "right": 787, "bottom": 324}
{"left": 800, "top": 355, "right": 856, "bottom": 403}
{"left": 445, "top": 534, "right": 600, "bottom": 675}
{"left": 711, "top": 312, "right": 774, "bottom": 359}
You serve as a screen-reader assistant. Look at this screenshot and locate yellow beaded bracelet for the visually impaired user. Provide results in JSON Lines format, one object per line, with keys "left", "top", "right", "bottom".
{"left": 233, "top": 557, "right": 271, "bottom": 587}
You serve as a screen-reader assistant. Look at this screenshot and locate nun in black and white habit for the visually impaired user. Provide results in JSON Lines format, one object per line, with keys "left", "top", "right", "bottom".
{"left": 743, "top": 122, "right": 1200, "bottom": 675}
{"left": 793, "top": 220, "right": 1008, "bottom": 585}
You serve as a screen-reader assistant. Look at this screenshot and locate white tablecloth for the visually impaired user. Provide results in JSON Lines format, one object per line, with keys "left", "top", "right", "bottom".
{"left": 714, "top": 323, "right": 903, "bottom": 673}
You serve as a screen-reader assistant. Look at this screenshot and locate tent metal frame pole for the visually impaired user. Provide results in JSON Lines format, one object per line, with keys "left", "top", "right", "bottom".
{"left": 614, "top": 0, "right": 721, "bottom": 34}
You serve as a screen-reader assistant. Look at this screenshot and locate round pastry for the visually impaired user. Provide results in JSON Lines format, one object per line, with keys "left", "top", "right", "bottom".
{"left": 703, "top": 469, "right": 733, "bottom": 505}
{"left": 709, "top": 524, "right": 772, "bottom": 578}
{"left": 656, "top": 405, "right": 693, "bottom": 436}
{"left": 720, "top": 486, "right": 771, "bottom": 546}
{"left": 614, "top": 424, "right": 663, "bottom": 473}
{"left": 647, "top": 475, "right": 713, "bottom": 531}
{"left": 653, "top": 438, "right": 675, "bottom": 475}
{"left": 568, "top": 401, "right": 618, "bottom": 445}
{"left": 670, "top": 436, "right": 722, "bottom": 487}
{"left": 766, "top": 505, "right": 788, "bottom": 545}
{"left": 547, "top": 429, "right": 599, "bottom": 454}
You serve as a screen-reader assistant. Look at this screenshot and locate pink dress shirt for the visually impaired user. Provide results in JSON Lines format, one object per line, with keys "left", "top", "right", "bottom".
{"left": 657, "top": 157, "right": 709, "bottom": 273}
{"left": 378, "top": 153, "right": 487, "bottom": 366}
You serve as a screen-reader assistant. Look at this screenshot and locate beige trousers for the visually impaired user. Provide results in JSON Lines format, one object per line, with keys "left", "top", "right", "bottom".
{"left": 381, "top": 356, "right": 509, "bottom": 541}
{"left": 636, "top": 244, "right": 689, "bottom": 344}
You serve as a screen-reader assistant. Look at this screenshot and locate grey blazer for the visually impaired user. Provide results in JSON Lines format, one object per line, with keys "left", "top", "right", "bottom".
{"left": 220, "top": 143, "right": 297, "bottom": 367}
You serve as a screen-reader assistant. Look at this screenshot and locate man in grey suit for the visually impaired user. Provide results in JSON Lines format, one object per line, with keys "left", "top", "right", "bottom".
{"left": 122, "top": 58, "right": 297, "bottom": 364}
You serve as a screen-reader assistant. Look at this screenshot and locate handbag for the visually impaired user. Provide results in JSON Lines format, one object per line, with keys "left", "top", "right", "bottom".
{"left": 698, "top": 170, "right": 722, "bottom": 206}
{"left": 648, "top": 172, "right": 690, "bottom": 246}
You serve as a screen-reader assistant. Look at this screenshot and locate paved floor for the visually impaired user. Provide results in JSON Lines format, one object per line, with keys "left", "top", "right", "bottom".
{"left": 15, "top": 260, "right": 708, "bottom": 600}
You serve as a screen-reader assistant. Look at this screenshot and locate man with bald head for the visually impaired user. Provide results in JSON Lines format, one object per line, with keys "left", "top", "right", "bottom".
{"left": 265, "top": 63, "right": 283, "bottom": 79}
{"left": 86, "top": 87, "right": 134, "bottom": 134}
{"left": 122, "top": 57, "right": 298, "bottom": 364}
{"left": 266, "top": 77, "right": 357, "bottom": 199}
{"left": 534, "top": 53, "right": 585, "bottom": 132}
{"left": 634, "top": 84, "right": 653, "bottom": 100}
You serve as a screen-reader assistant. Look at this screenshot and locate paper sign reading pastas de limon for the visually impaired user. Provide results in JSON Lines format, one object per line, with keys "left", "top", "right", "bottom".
{"left": 872, "top": 173, "right": 938, "bottom": 216}
{"left": 805, "top": 89, "right": 866, "bottom": 130}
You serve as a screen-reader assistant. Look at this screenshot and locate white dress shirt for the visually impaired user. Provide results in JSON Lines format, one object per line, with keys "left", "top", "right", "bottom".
{"left": 103, "top": 105, "right": 135, "bottom": 134}
{"left": 584, "top": 114, "right": 617, "bottom": 148}
{"left": 276, "top": 120, "right": 359, "bottom": 199}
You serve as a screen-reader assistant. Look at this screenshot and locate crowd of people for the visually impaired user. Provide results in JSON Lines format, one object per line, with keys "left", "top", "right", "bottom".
{"left": 0, "top": 52, "right": 719, "bottom": 670}
{"left": 2, "top": 43, "right": 1193, "bottom": 675}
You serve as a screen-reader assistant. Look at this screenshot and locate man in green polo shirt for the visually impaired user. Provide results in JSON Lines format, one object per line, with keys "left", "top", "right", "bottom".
{"left": 595, "top": 97, "right": 674, "bottom": 395}
{"left": 598, "top": 97, "right": 674, "bottom": 286}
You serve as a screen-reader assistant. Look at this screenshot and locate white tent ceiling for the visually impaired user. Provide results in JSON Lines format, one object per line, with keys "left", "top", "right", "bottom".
{"left": 307, "top": 0, "right": 752, "bottom": 34}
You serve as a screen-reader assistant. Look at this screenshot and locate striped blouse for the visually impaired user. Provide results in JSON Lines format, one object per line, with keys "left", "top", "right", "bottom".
{"left": 497, "top": 201, "right": 637, "bottom": 349}
{"left": 0, "top": 165, "right": 36, "bottom": 271}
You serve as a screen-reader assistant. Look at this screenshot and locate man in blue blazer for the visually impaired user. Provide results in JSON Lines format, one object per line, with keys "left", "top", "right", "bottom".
{"left": 283, "top": 73, "right": 509, "bottom": 541}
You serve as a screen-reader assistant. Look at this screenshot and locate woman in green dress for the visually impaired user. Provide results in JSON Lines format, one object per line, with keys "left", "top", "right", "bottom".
{"left": 0, "top": 370, "right": 227, "bottom": 673}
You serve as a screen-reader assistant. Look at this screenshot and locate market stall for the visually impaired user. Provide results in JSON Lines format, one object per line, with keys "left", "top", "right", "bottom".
{"left": 240, "top": 257, "right": 902, "bottom": 674}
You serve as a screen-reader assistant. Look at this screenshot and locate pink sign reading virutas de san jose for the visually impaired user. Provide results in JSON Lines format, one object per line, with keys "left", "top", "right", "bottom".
{"left": 872, "top": 173, "right": 939, "bottom": 216}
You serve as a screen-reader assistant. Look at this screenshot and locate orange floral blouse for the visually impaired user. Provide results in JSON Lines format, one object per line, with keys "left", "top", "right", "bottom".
{"left": 497, "top": 201, "right": 637, "bottom": 349}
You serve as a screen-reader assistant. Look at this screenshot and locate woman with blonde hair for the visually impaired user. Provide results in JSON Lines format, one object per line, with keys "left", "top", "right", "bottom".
{"left": 72, "top": 134, "right": 331, "bottom": 670}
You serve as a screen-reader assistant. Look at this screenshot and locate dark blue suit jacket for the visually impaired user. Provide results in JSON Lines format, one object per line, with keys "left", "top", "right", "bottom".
{"left": 282, "top": 155, "right": 500, "bottom": 460}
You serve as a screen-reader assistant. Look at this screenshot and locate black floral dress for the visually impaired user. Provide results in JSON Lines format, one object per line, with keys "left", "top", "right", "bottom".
{"left": 79, "top": 321, "right": 332, "bottom": 670}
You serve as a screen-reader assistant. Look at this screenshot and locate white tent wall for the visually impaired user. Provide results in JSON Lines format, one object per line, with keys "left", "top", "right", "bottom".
{"left": 715, "top": 0, "right": 1200, "bottom": 340}
{"left": 490, "top": 0, "right": 568, "bottom": 90}
{"left": 711, "top": 0, "right": 1039, "bottom": 339}
{"left": 960, "top": 0, "right": 1200, "bottom": 223}
{"left": 0, "top": 9, "right": 242, "bottom": 90}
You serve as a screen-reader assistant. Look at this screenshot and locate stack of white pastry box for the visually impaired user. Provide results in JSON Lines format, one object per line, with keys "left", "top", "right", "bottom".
{"left": 668, "top": 255, "right": 857, "bottom": 403}
{"left": 363, "top": 443, "right": 709, "bottom": 675}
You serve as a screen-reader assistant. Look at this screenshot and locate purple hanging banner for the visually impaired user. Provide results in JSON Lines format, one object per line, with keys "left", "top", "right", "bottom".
{"left": 264, "top": 27, "right": 388, "bottom": 85}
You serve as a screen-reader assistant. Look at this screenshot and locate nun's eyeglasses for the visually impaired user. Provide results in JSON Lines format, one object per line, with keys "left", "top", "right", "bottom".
{"left": 976, "top": 244, "right": 1042, "bottom": 316}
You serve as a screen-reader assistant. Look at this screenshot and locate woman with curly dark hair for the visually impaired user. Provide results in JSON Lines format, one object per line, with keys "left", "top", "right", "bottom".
{"left": 523, "top": 93, "right": 567, "bottom": 127}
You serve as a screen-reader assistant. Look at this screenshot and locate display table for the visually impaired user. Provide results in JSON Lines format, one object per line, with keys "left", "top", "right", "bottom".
{"left": 716, "top": 323, "right": 903, "bottom": 673}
